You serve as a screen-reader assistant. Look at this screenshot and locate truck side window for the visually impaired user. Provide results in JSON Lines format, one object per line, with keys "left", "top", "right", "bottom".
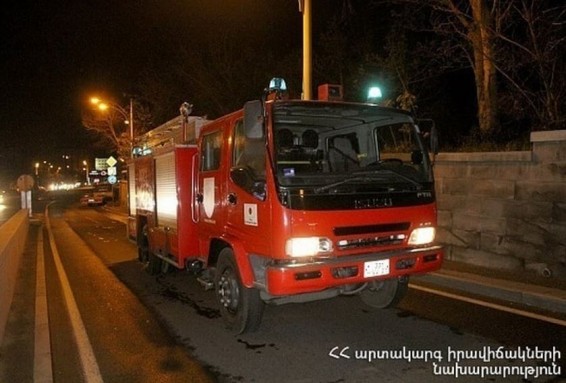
{"left": 232, "top": 119, "right": 266, "bottom": 200}
{"left": 201, "top": 131, "right": 222, "bottom": 171}
{"left": 233, "top": 120, "right": 246, "bottom": 167}
{"left": 233, "top": 120, "right": 265, "bottom": 178}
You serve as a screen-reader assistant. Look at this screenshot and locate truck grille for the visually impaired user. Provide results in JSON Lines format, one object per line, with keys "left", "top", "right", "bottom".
{"left": 333, "top": 222, "right": 410, "bottom": 251}
{"left": 336, "top": 234, "right": 406, "bottom": 250}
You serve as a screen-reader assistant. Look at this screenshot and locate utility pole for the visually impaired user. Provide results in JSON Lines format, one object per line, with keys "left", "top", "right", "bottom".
{"left": 129, "top": 98, "right": 134, "bottom": 157}
{"left": 298, "top": 0, "right": 312, "bottom": 100}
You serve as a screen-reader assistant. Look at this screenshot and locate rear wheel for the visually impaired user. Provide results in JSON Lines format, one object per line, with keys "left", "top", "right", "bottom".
{"left": 215, "top": 248, "right": 264, "bottom": 334}
{"left": 160, "top": 259, "right": 171, "bottom": 274}
{"left": 137, "top": 225, "right": 149, "bottom": 263}
{"left": 146, "top": 253, "right": 163, "bottom": 275}
{"left": 359, "top": 277, "right": 408, "bottom": 309}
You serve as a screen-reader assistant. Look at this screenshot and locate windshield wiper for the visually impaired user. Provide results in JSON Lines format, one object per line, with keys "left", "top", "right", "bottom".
{"left": 312, "top": 167, "right": 424, "bottom": 194}
{"left": 313, "top": 176, "right": 390, "bottom": 194}
{"left": 354, "top": 168, "right": 423, "bottom": 190}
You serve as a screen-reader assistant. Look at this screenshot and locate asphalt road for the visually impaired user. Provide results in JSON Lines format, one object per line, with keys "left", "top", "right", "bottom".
{"left": 67, "top": 203, "right": 566, "bottom": 381}
{"left": 2, "top": 198, "right": 564, "bottom": 382}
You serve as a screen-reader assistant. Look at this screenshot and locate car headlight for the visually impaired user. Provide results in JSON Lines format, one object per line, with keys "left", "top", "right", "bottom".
{"left": 408, "top": 227, "right": 436, "bottom": 246}
{"left": 285, "top": 237, "right": 333, "bottom": 257}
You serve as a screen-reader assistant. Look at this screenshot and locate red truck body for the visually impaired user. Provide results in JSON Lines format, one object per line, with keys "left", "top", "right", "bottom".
{"left": 128, "top": 83, "right": 443, "bottom": 333}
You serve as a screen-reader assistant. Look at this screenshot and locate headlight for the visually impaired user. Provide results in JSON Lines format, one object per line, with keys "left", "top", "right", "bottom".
{"left": 285, "top": 237, "right": 333, "bottom": 257}
{"left": 408, "top": 227, "right": 436, "bottom": 246}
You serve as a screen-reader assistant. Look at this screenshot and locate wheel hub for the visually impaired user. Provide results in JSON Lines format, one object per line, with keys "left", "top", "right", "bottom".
{"left": 217, "top": 272, "right": 240, "bottom": 312}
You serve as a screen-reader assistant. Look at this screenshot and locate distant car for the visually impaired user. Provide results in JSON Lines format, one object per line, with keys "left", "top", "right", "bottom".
{"left": 80, "top": 192, "right": 96, "bottom": 206}
{"left": 35, "top": 186, "right": 51, "bottom": 201}
{"left": 80, "top": 184, "right": 113, "bottom": 206}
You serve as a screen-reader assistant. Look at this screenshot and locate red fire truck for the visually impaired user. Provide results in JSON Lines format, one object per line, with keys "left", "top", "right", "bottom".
{"left": 128, "top": 79, "right": 443, "bottom": 333}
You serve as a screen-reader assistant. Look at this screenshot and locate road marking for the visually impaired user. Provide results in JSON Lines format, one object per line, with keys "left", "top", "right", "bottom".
{"left": 45, "top": 206, "right": 104, "bottom": 383}
{"left": 34, "top": 227, "right": 53, "bottom": 383}
{"left": 409, "top": 283, "right": 566, "bottom": 327}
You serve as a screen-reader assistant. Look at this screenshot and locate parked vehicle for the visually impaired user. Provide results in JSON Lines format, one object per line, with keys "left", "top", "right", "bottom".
{"left": 80, "top": 184, "right": 113, "bottom": 206}
{"left": 128, "top": 79, "right": 443, "bottom": 333}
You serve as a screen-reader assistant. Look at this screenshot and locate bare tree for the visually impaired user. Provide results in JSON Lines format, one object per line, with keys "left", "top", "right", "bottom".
{"left": 376, "top": 0, "right": 564, "bottom": 135}
{"left": 416, "top": 0, "right": 501, "bottom": 135}
{"left": 496, "top": 1, "right": 565, "bottom": 130}
{"left": 81, "top": 100, "right": 151, "bottom": 159}
{"left": 82, "top": 109, "right": 130, "bottom": 159}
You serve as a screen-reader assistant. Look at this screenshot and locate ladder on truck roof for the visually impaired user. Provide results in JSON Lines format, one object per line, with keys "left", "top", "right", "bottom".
{"left": 134, "top": 115, "right": 210, "bottom": 156}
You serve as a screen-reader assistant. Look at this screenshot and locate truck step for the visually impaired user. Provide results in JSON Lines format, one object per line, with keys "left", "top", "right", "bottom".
{"left": 197, "top": 276, "right": 214, "bottom": 291}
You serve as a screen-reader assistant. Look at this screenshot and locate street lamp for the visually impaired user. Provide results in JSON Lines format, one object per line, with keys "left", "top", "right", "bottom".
{"left": 90, "top": 96, "right": 135, "bottom": 157}
{"left": 90, "top": 97, "right": 129, "bottom": 122}
{"left": 83, "top": 160, "right": 90, "bottom": 185}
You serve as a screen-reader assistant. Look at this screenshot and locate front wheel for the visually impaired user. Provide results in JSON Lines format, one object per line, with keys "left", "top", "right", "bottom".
{"left": 215, "top": 248, "right": 264, "bottom": 334}
{"left": 359, "top": 277, "right": 408, "bottom": 309}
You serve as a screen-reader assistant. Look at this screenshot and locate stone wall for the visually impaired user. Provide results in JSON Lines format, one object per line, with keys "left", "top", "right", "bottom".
{"left": 434, "top": 130, "right": 566, "bottom": 279}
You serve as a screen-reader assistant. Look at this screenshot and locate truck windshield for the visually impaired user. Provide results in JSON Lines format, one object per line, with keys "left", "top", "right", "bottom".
{"left": 270, "top": 102, "right": 435, "bottom": 210}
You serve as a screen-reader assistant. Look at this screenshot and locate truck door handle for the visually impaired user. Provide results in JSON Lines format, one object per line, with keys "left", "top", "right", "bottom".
{"left": 196, "top": 193, "right": 203, "bottom": 203}
{"left": 227, "top": 193, "right": 237, "bottom": 205}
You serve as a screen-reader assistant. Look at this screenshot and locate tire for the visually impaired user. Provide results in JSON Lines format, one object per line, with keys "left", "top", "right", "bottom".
{"left": 160, "top": 259, "right": 171, "bottom": 274}
{"left": 146, "top": 253, "right": 163, "bottom": 276}
{"left": 138, "top": 246, "right": 149, "bottom": 263}
{"left": 215, "top": 248, "right": 264, "bottom": 334}
{"left": 359, "top": 277, "right": 408, "bottom": 309}
{"left": 137, "top": 226, "right": 149, "bottom": 263}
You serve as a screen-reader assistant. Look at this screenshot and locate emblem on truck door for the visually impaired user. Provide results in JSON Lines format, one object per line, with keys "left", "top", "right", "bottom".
{"left": 244, "top": 203, "right": 258, "bottom": 226}
{"left": 203, "top": 177, "right": 215, "bottom": 218}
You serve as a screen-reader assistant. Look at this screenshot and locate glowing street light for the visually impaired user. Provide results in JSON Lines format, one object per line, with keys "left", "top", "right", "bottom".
{"left": 90, "top": 97, "right": 128, "bottom": 122}
{"left": 83, "top": 160, "right": 90, "bottom": 185}
{"left": 90, "top": 96, "right": 135, "bottom": 157}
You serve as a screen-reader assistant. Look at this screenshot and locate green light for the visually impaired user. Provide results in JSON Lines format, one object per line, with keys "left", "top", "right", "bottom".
{"left": 367, "top": 86, "right": 382, "bottom": 101}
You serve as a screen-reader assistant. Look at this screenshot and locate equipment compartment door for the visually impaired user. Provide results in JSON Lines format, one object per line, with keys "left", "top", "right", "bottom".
{"left": 196, "top": 128, "right": 226, "bottom": 254}
{"left": 175, "top": 146, "right": 199, "bottom": 260}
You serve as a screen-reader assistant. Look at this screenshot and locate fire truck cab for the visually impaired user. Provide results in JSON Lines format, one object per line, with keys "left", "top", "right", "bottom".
{"left": 128, "top": 79, "right": 443, "bottom": 333}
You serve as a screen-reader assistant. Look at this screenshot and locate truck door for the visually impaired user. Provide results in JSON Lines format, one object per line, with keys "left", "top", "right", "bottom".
{"left": 225, "top": 119, "right": 271, "bottom": 256}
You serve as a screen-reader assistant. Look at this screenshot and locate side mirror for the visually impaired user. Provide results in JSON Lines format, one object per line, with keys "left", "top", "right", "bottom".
{"left": 416, "top": 118, "right": 438, "bottom": 155}
{"left": 243, "top": 100, "right": 264, "bottom": 139}
{"left": 430, "top": 125, "right": 439, "bottom": 155}
{"left": 230, "top": 167, "right": 255, "bottom": 191}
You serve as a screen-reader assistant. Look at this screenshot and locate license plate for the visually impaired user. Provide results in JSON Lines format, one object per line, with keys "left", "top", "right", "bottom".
{"left": 364, "top": 259, "right": 390, "bottom": 278}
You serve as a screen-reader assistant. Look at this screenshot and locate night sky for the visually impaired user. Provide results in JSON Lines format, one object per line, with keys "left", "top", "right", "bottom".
{"left": 1, "top": 1, "right": 308, "bottom": 184}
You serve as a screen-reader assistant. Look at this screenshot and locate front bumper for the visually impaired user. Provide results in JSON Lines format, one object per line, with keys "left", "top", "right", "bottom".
{"left": 262, "top": 245, "right": 443, "bottom": 296}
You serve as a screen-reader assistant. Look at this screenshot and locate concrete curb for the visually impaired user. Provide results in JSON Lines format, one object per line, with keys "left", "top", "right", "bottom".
{"left": 412, "top": 269, "right": 566, "bottom": 315}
